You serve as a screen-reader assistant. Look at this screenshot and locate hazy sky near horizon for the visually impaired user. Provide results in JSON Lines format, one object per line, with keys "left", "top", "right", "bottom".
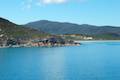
{"left": 0, "top": 0, "right": 120, "bottom": 26}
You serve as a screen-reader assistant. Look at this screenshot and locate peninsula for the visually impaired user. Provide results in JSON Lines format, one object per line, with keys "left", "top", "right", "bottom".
{"left": 0, "top": 17, "right": 80, "bottom": 48}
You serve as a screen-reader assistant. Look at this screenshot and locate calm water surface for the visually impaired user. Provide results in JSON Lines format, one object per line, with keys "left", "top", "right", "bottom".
{"left": 0, "top": 42, "right": 120, "bottom": 80}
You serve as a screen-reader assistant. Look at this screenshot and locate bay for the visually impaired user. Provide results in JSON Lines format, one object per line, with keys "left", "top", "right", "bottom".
{"left": 0, "top": 42, "right": 120, "bottom": 80}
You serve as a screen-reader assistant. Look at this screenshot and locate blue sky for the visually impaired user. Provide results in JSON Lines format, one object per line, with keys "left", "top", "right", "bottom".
{"left": 0, "top": 0, "right": 120, "bottom": 26}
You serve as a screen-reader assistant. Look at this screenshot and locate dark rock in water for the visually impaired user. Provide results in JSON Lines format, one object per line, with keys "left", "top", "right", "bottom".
{"left": 6, "top": 39, "right": 20, "bottom": 46}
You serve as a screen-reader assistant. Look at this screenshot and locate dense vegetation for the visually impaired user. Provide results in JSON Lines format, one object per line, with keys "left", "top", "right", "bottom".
{"left": 26, "top": 20, "right": 120, "bottom": 40}
{"left": 1, "top": 17, "right": 120, "bottom": 41}
{"left": 0, "top": 18, "right": 49, "bottom": 40}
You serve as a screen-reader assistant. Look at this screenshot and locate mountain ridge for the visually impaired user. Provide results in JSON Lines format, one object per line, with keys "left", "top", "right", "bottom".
{"left": 1, "top": 17, "right": 120, "bottom": 40}
{"left": 25, "top": 20, "right": 120, "bottom": 35}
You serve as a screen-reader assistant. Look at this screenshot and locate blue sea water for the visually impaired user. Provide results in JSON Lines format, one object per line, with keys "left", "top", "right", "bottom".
{"left": 0, "top": 42, "right": 120, "bottom": 80}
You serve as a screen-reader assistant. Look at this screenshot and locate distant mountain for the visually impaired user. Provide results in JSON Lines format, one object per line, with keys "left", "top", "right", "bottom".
{"left": 0, "top": 18, "right": 48, "bottom": 40}
{"left": 25, "top": 20, "right": 120, "bottom": 39}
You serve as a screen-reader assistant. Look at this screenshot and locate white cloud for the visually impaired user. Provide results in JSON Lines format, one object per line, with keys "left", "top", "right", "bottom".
{"left": 21, "top": 0, "right": 33, "bottom": 10}
{"left": 21, "top": 0, "right": 87, "bottom": 10}
{"left": 37, "top": 0, "right": 88, "bottom": 5}
{"left": 41, "top": 0, "right": 67, "bottom": 4}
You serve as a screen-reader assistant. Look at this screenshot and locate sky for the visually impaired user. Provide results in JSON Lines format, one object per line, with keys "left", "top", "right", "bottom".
{"left": 0, "top": 0, "right": 120, "bottom": 26}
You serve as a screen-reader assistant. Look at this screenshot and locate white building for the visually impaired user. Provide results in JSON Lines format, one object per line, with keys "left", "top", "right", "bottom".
{"left": 83, "top": 36, "right": 93, "bottom": 40}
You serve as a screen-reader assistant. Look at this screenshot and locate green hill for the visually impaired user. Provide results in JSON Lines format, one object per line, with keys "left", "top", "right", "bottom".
{"left": 25, "top": 20, "right": 120, "bottom": 40}
{"left": 0, "top": 18, "right": 49, "bottom": 40}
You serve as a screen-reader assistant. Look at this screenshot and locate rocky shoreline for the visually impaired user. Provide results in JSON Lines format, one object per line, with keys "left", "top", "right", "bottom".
{"left": 0, "top": 43, "right": 80, "bottom": 48}
{"left": 0, "top": 37, "right": 80, "bottom": 48}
